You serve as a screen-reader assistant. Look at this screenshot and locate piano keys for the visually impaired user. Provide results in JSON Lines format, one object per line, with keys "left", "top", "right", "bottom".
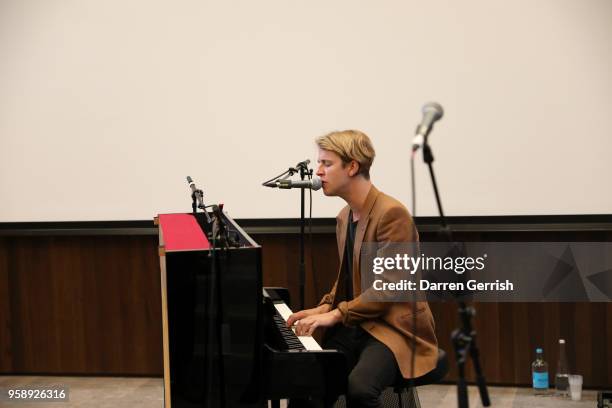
{"left": 262, "top": 288, "right": 347, "bottom": 402}
{"left": 264, "top": 287, "right": 322, "bottom": 351}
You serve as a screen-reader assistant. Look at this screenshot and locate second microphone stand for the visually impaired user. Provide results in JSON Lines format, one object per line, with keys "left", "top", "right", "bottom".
{"left": 420, "top": 140, "right": 490, "bottom": 408}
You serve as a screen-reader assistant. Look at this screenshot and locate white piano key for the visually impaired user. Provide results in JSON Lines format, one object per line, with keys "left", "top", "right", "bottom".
{"left": 273, "top": 303, "right": 322, "bottom": 351}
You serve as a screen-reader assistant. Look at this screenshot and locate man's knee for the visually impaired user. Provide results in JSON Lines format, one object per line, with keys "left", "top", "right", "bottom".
{"left": 346, "top": 372, "right": 379, "bottom": 405}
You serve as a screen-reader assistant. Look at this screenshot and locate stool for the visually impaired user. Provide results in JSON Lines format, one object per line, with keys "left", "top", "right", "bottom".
{"left": 392, "top": 349, "right": 449, "bottom": 408}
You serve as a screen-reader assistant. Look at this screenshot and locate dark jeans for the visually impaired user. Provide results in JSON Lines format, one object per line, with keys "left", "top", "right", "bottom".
{"left": 290, "top": 325, "right": 401, "bottom": 408}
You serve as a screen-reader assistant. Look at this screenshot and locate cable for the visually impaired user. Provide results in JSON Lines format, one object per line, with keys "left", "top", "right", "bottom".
{"left": 307, "top": 171, "right": 319, "bottom": 301}
{"left": 410, "top": 292, "right": 418, "bottom": 380}
{"left": 410, "top": 150, "right": 418, "bottom": 380}
{"left": 261, "top": 168, "right": 293, "bottom": 186}
{"left": 411, "top": 150, "right": 417, "bottom": 217}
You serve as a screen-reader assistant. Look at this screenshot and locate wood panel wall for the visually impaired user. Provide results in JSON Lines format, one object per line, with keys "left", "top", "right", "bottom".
{"left": 0, "top": 230, "right": 610, "bottom": 389}
{"left": 0, "top": 236, "right": 162, "bottom": 375}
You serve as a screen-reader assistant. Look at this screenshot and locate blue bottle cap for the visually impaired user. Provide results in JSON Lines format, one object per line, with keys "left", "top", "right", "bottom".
{"left": 536, "top": 347, "right": 543, "bottom": 353}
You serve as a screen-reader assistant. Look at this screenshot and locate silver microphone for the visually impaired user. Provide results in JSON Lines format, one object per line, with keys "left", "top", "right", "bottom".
{"left": 412, "top": 102, "right": 444, "bottom": 152}
{"left": 264, "top": 177, "right": 322, "bottom": 190}
{"left": 186, "top": 176, "right": 212, "bottom": 223}
{"left": 186, "top": 176, "right": 203, "bottom": 208}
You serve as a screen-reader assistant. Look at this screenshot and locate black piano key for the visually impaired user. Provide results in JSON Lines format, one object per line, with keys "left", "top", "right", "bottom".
{"left": 272, "top": 311, "right": 306, "bottom": 351}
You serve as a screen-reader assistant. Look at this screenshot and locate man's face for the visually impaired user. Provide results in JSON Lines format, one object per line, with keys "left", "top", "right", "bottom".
{"left": 316, "top": 149, "right": 356, "bottom": 196}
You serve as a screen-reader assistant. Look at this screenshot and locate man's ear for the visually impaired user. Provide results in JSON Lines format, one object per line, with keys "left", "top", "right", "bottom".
{"left": 348, "top": 160, "right": 360, "bottom": 177}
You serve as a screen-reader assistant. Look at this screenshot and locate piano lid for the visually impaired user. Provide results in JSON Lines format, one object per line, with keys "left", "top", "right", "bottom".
{"left": 158, "top": 213, "right": 210, "bottom": 251}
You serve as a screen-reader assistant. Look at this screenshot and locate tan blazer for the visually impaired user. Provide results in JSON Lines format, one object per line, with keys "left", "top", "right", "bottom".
{"left": 318, "top": 185, "right": 438, "bottom": 379}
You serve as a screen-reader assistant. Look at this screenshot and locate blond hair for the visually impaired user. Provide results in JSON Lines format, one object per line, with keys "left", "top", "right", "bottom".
{"left": 315, "top": 130, "right": 375, "bottom": 179}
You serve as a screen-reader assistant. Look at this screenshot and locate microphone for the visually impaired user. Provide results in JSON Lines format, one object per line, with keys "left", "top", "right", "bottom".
{"left": 186, "top": 176, "right": 203, "bottom": 207}
{"left": 186, "top": 176, "right": 212, "bottom": 222}
{"left": 264, "top": 177, "right": 322, "bottom": 190}
{"left": 412, "top": 102, "right": 444, "bottom": 152}
{"left": 295, "top": 159, "right": 310, "bottom": 170}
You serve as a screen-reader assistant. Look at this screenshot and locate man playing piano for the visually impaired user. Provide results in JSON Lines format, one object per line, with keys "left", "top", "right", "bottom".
{"left": 286, "top": 130, "right": 438, "bottom": 408}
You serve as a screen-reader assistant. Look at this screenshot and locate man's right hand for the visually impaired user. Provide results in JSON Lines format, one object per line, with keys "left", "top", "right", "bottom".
{"left": 286, "top": 304, "right": 331, "bottom": 328}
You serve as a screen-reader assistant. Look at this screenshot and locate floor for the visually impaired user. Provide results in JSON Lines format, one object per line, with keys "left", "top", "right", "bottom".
{"left": 0, "top": 376, "right": 600, "bottom": 408}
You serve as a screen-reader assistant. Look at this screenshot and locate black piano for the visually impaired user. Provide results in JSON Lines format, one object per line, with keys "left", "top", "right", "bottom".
{"left": 156, "top": 211, "right": 346, "bottom": 407}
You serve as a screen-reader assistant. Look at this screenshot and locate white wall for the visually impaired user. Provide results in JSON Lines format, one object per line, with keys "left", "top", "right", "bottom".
{"left": 1, "top": 0, "right": 611, "bottom": 221}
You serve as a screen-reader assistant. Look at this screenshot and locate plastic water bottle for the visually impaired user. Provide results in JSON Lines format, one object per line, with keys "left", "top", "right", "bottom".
{"left": 532, "top": 347, "right": 549, "bottom": 395}
{"left": 555, "top": 339, "right": 570, "bottom": 397}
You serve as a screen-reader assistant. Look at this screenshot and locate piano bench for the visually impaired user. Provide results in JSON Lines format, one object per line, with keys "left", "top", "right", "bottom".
{"left": 391, "top": 349, "right": 449, "bottom": 408}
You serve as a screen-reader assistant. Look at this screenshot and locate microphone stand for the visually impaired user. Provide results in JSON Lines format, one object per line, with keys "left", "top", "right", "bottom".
{"left": 185, "top": 180, "right": 224, "bottom": 407}
{"left": 262, "top": 163, "right": 313, "bottom": 310}
{"left": 421, "top": 139, "right": 490, "bottom": 408}
{"left": 297, "top": 163, "right": 314, "bottom": 311}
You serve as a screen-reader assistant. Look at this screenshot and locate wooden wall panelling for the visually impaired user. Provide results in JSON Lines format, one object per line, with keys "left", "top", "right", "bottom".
{"left": 0, "top": 237, "right": 12, "bottom": 372}
{"left": 0, "top": 228, "right": 610, "bottom": 388}
{"left": 428, "top": 302, "right": 612, "bottom": 388}
{"left": 0, "top": 236, "right": 163, "bottom": 375}
{"left": 253, "top": 233, "right": 338, "bottom": 310}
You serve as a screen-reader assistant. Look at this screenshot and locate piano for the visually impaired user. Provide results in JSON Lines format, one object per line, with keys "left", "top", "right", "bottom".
{"left": 156, "top": 211, "right": 346, "bottom": 408}
{"left": 262, "top": 287, "right": 347, "bottom": 404}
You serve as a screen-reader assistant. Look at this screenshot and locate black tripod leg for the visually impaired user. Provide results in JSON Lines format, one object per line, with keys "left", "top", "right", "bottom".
{"left": 452, "top": 330, "right": 469, "bottom": 408}
{"left": 469, "top": 338, "right": 490, "bottom": 406}
{"left": 457, "top": 360, "right": 468, "bottom": 408}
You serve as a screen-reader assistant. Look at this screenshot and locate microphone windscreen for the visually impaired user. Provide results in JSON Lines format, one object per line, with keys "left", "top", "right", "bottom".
{"left": 311, "top": 177, "right": 322, "bottom": 191}
{"left": 422, "top": 102, "right": 444, "bottom": 120}
{"left": 263, "top": 180, "right": 278, "bottom": 188}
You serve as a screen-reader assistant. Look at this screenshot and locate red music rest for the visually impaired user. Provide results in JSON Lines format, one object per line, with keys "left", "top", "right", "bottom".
{"left": 158, "top": 213, "right": 210, "bottom": 251}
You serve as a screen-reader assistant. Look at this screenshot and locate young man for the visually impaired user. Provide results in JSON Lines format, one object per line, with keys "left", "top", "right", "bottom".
{"left": 286, "top": 130, "right": 438, "bottom": 408}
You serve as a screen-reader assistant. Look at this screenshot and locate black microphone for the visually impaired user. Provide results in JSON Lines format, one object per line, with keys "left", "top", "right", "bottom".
{"left": 264, "top": 177, "right": 322, "bottom": 190}
{"left": 294, "top": 159, "right": 310, "bottom": 170}
{"left": 412, "top": 102, "right": 444, "bottom": 152}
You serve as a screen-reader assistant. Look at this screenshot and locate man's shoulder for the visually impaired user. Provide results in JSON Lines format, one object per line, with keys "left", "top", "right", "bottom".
{"left": 374, "top": 191, "right": 411, "bottom": 218}
{"left": 372, "top": 191, "right": 418, "bottom": 242}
